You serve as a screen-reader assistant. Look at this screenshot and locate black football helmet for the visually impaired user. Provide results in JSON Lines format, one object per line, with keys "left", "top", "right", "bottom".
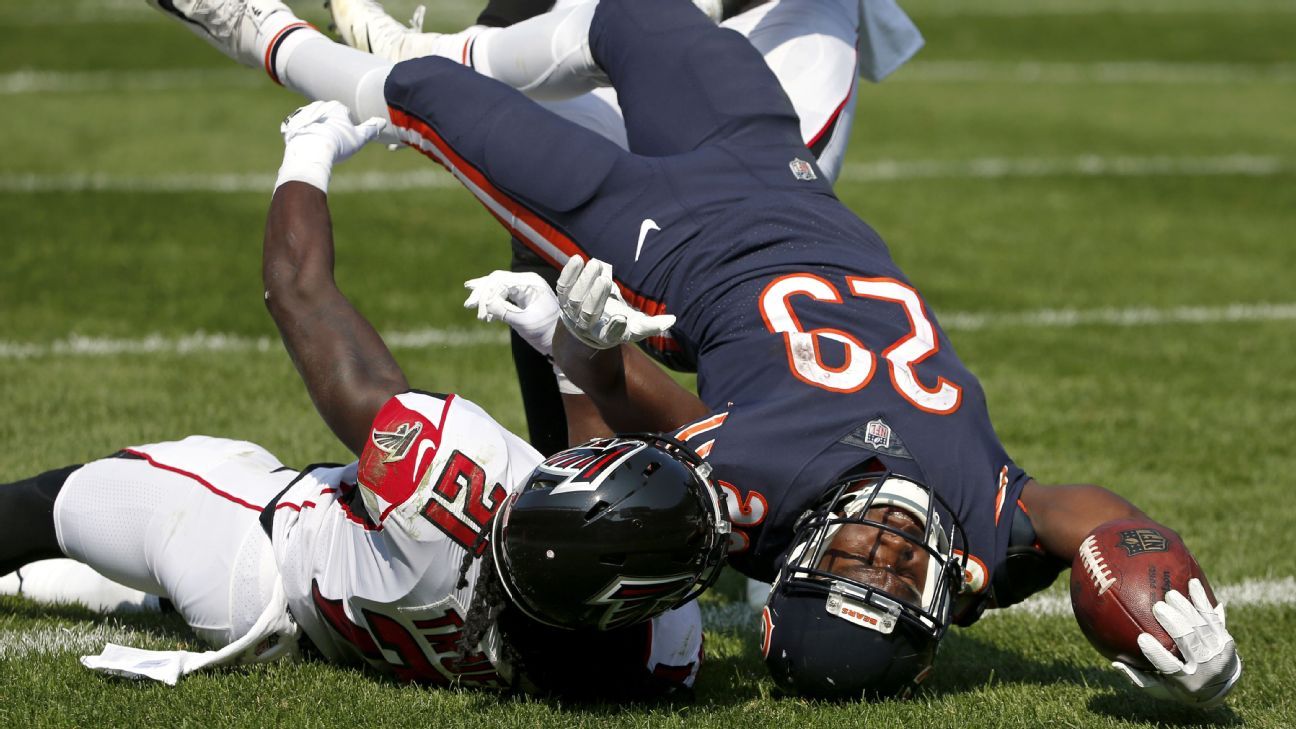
{"left": 492, "top": 434, "right": 730, "bottom": 631}
{"left": 762, "top": 469, "right": 967, "bottom": 700}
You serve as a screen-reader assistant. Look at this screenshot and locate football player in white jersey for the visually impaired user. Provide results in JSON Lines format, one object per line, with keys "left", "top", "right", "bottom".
{"left": 0, "top": 101, "right": 729, "bottom": 695}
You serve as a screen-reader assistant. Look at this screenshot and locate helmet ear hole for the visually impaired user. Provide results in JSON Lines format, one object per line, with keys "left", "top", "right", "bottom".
{"left": 642, "top": 461, "right": 660, "bottom": 477}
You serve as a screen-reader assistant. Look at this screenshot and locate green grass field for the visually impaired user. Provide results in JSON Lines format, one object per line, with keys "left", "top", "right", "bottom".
{"left": 2, "top": 0, "right": 1295, "bottom": 725}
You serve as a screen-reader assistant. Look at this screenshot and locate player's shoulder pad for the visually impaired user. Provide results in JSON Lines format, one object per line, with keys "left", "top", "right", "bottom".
{"left": 355, "top": 391, "right": 454, "bottom": 518}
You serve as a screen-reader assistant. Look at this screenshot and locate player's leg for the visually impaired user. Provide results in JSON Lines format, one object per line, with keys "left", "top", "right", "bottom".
{"left": 722, "top": 0, "right": 860, "bottom": 182}
{"left": 329, "top": 0, "right": 557, "bottom": 62}
{"left": 0, "top": 465, "right": 165, "bottom": 611}
{"left": 52, "top": 437, "right": 295, "bottom": 648}
{"left": 0, "top": 464, "right": 77, "bottom": 575}
{"left": 405, "top": 0, "right": 802, "bottom": 155}
{"left": 584, "top": 0, "right": 804, "bottom": 157}
{"left": 384, "top": 55, "right": 659, "bottom": 270}
{"left": 725, "top": 0, "right": 923, "bottom": 181}
{"left": 149, "top": 0, "right": 396, "bottom": 132}
{"left": 0, "top": 559, "right": 164, "bottom": 613}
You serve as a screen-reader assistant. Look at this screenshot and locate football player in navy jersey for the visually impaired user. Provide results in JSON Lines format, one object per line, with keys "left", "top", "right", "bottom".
{"left": 146, "top": 0, "right": 1239, "bottom": 705}
{"left": 323, "top": 0, "right": 923, "bottom": 457}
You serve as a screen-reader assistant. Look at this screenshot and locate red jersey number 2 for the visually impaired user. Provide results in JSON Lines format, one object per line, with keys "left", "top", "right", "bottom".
{"left": 421, "top": 451, "right": 508, "bottom": 554}
{"left": 759, "top": 274, "right": 963, "bottom": 414}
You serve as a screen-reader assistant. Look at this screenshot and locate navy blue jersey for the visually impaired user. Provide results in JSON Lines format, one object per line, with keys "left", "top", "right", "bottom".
{"left": 663, "top": 193, "right": 1029, "bottom": 621}
{"left": 383, "top": 0, "right": 1029, "bottom": 620}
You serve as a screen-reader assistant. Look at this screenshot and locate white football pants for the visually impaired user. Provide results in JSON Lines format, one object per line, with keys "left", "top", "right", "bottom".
{"left": 52, "top": 436, "right": 296, "bottom": 648}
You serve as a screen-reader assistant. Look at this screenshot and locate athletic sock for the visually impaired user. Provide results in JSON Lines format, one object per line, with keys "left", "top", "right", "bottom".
{"left": 257, "top": 26, "right": 397, "bottom": 139}
{"left": 467, "top": 2, "right": 606, "bottom": 101}
{"left": 0, "top": 465, "right": 79, "bottom": 575}
{"left": 393, "top": 27, "right": 485, "bottom": 64}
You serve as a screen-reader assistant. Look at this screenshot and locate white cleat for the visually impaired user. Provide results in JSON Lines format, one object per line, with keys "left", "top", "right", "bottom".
{"left": 147, "top": 0, "right": 298, "bottom": 69}
{"left": 326, "top": 0, "right": 420, "bottom": 61}
{"left": 692, "top": 0, "right": 723, "bottom": 23}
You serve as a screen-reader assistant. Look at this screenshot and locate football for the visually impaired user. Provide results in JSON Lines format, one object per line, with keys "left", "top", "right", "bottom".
{"left": 1069, "top": 518, "right": 1214, "bottom": 669}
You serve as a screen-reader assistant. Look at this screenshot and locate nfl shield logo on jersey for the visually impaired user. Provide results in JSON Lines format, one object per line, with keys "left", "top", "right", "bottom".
{"left": 864, "top": 419, "right": 892, "bottom": 450}
{"left": 789, "top": 158, "right": 818, "bottom": 181}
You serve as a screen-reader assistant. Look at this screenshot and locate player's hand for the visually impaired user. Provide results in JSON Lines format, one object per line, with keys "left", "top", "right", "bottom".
{"left": 1110, "top": 578, "right": 1242, "bottom": 708}
{"left": 555, "top": 256, "right": 675, "bottom": 350}
{"left": 463, "top": 270, "right": 559, "bottom": 357}
{"left": 281, "top": 100, "right": 386, "bottom": 163}
{"left": 275, "top": 100, "right": 385, "bottom": 192}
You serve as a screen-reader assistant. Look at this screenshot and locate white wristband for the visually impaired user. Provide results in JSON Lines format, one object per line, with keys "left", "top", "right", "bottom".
{"left": 554, "top": 366, "right": 584, "bottom": 396}
{"left": 274, "top": 142, "right": 334, "bottom": 193}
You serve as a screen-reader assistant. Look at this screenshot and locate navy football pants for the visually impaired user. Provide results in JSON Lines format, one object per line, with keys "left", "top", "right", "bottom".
{"left": 383, "top": 0, "right": 833, "bottom": 318}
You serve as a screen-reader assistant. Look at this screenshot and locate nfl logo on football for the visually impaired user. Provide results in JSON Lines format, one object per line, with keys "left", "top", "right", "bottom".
{"left": 789, "top": 158, "right": 817, "bottom": 181}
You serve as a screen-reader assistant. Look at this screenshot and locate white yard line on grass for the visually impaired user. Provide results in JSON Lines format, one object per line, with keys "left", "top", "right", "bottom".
{"left": 2, "top": 302, "right": 1293, "bottom": 361}
{"left": 839, "top": 154, "right": 1288, "bottom": 183}
{"left": 987, "top": 575, "right": 1296, "bottom": 619}
{"left": 0, "top": 329, "right": 508, "bottom": 359}
{"left": 0, "top": 68, "right": 257, "bottom": 95}
{"left": 940, "top": 302, "right": 1296, "bottom": 332}
{"left": 702, "top": 575, "right": 1296, "bottom": 630}
{"left": 0, "top": 621, "right": 175, "bottom": 660}
{"left": 5, "top": 576, "right": 1287, "bottom": 655}
{"left": 6, "top": 61, "right": 1293, "bottom": 96}
{"left": 0, "top": 169, "right": 456, "bottom": 194}
{"left": 1, "top": 154, "right": 1288, "bottom": 195}
{"left": 910, "top": 0, "right": 1296, "bottom": 16}
{"left": 901, "top": 61, "right": 1296, "bottom": 85}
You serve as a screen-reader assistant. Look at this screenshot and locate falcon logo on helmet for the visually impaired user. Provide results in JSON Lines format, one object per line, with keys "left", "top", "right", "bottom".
{"left": 491, "top": 434, "right": 730, "bottom": 631}
{"left": 588, "top": 573, "right": 700, "bottom": 631}
{"left": 535, "top": 438, "right": 648, "bottom": 495}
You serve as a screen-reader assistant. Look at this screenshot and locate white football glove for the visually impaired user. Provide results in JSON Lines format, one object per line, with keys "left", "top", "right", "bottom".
{"left": 463, "top": 270, "right": 560, "bottom": 358}
{"left": 275, "top": 100, "right": 386, "bottom": 193}
{"left": 463, "top": 270, "right": 583, "bottom": 394}
{"left": 554, "top": 256, "right": 675, "bottom": 350}
{"left": 1110, "top": 578, "right": 1242, "bottom": 708}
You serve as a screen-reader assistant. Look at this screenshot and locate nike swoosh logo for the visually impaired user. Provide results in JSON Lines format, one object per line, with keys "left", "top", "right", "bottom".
{"left": 412, "top": 440, "right": 437, "bottom": 480}
{"left": 634, "top": 218, "right": 661, "bottom": 262}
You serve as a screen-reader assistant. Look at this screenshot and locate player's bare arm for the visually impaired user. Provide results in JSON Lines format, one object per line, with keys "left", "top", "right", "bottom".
{"left": 1018, "top": 481, "right": 1146, "bottom": 560}
{"left": 462, "top": 264, "right": 707, "bottom": 443}
{"left": 1017, "top": 480, "right": 1240, "bottom": 706}
{"left": 263, "top": 102, "right": 405, "bottom": 454}
{"left": 553, "top": 326, "right": 710, "bottom": 435}
{"left": 550, "top": 256, "right": 710, "bottom": 434}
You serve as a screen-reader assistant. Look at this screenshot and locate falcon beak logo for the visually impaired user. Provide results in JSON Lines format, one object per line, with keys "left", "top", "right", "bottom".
{"left": 370, "top": 421, "right": 423, "bottom": 463}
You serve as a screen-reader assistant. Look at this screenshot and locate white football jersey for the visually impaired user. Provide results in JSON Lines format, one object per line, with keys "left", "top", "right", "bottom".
{"left": 269, "top": 391, "right": 540, "bottom": 687}
{"left": 267, "top": 391, "right": 705, "bottom": 690}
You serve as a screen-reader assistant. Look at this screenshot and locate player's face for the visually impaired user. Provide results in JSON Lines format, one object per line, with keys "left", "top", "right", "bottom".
{"left": 815, "top": 506, "right": 928, "bottom": 607}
